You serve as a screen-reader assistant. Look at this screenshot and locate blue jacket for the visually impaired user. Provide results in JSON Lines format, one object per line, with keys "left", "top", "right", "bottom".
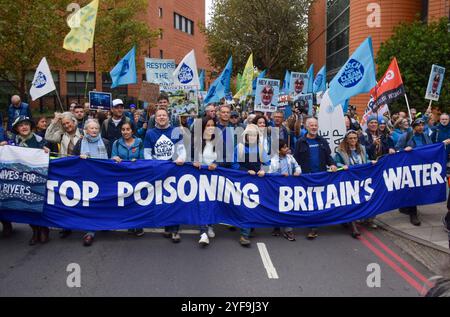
{"left": 8, "top": 102, "right": 32, "bottom": 131}
{"left": 232, "top": 143, "right": 270, "bottom": 172}
{"left": 111, "top": 137, "right": 144, "bottom": 161}
{"left": 293, "top": 135, "right": 335, "bottom": 174}
{"left": 396, "top": 131, "right": 433, "bottom": 150}
{"left": 431, "top": 123, "right": 450, "bottom": 156}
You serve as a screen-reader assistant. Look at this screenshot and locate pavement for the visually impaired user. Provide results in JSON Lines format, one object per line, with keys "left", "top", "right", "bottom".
{"left": 377, "top": 202, "right": 450, "bottom": 253}
{"left": 0, "top": 223, "right": 438, "bottom": 297}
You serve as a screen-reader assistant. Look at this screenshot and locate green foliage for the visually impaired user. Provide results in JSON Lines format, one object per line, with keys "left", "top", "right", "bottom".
{"left": 0, "top": 0, "right": 79, "bottom": 98}
{"left": 376, "top": 18, "right": 450, "bottom": 113}
{"left": 202, "top": 0, "right": 312, "bottom": 81}
{"left": 95, "top": 0, "right": 159, "bottom": 72}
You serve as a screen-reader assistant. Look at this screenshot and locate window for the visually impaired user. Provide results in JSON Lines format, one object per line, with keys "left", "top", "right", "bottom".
{"left": 174, "top": 13, "right": 194, "bottom": 35}
{"left": 159, "top": 28, "right": 163, "bottom": 39}
{"left": 67, "top": 71, "right": 95, "bottom": 98}
{"left": 158, "top": 7, "right": 163, "bottom": 18}
{"left": 159, "top": 50, "right": 164, "bottom": 59}
{"left": 326, "top": 0, "right": 350, "bottom": 78}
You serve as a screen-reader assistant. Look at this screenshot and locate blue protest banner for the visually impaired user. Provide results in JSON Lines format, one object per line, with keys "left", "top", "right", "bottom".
{"left": 0, "top": 144, "right": 446, "bottom": 230}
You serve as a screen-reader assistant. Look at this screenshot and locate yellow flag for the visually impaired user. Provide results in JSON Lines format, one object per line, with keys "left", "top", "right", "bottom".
{"left": 234, "top": 54, "right": 254, "bottom": 99}
{"left": 63, "top": 0, "right": 99, "bottom": 53}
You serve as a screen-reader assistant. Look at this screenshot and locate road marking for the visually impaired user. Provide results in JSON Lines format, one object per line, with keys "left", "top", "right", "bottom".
{"left": 257, "top": 243, "right": 279, "bottom": 279}
{"left": 359, "top": 234, "right": 425, "bottom": 294}
{"left": 360, "top": 227, "right": 433, "bottom": 288}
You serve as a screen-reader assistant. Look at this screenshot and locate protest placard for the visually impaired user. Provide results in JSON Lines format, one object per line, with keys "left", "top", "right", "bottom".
{"left": 254, "top": 78, "right": 280, "bottom": 113}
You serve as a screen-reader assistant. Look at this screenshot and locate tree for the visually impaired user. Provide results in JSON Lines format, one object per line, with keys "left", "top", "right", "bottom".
{"left": 376, "top": 18, "right": 450, "bottom": 113}
{"left": 0, "top": 0, "right": 78, "bottom": 101}
{"left": 202, "top": 0, "right": 312, "bottom": 80}
{"left": 95, "top": 0, "right": 159, "bottom": 72}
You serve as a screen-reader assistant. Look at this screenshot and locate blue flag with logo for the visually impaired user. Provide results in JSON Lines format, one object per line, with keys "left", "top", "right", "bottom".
{"left": 199, "top": 70, "right": 206, "bottom": 91}
{"left": 307, "top": 64, "right": 314, "bottom": 93}
{"left": 204, "top": 57, "right": 233, "bottom": 104}
{"left": 328, "top": 37, "right": 377, "bottom": 106}
{"left": 110, "top": 46, "right": 137, "bottom": 89}
{"left": 282, "top": 70, "right": 291, "bottom": 94}
{"left": 313, "top": 66, "right": 326, "bottom": 93}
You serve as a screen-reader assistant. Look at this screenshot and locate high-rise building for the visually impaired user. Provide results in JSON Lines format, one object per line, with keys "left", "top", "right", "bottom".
{"left": 0, "top": 0, "right": 210, "bottom": 111}
{"left": 308, "top": 0, "right": 449, "bottom": 112}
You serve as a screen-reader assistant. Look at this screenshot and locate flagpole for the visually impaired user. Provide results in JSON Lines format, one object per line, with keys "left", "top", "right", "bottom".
{"left": 404, "top": 94, "right": 413, "bottom": 121}
{"left": 54, "top": 88, "right": 65, "bottom": 112}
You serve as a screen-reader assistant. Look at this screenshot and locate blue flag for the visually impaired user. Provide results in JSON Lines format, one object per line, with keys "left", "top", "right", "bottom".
{"left": 313, "top": 66, "right": 326, "bottom": 93}
{"left": 328, "top": 37, "right": 377, "bottom": 106}
{"left": 199, "top": 70, "right": 206, "bottom": 91}
{"left": 110, "top": 46, "right": 137, "bottom": 89}
{"left": 282, "top": 70, "right": 291, "bottom": 94}
{"left": 204, "top": 57, "right": 232, "bottom": 104}
{"left": 307, "top": 64, "right": 314, "bottom": 93}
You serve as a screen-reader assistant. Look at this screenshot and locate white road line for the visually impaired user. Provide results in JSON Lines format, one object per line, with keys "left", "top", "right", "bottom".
{"left": 257, "top": 243, "right": 279, "bottom": 279}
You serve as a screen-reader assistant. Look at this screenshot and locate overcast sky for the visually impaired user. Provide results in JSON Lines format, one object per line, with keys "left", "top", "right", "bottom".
{"left": 205, "top": 0, "right": 213, "bottom": 25}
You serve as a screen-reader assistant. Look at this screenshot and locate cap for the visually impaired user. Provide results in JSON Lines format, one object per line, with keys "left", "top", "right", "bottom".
{"left": 112, "top": 99, "right": 124, "bottom": 107}
{"left": 412, "top": 118, "right": 425, "bottom": 127}
{"left": 129, "top": 104, "right": 136, "bottom": 109}
{"left": 230, "top": 111, "right": 239, "bottom": 118}
{"left": 12, "top": 116, "right": 34, "bottom": 131}
{"left": 378, "top": 118, "right": 387, "bottom": 125}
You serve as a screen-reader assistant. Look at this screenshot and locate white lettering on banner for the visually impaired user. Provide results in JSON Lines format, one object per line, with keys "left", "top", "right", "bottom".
{"left": 45, "top": 163, "right": 443, "bottom": 211}
{"left": 279, "top": 179, "right": 375, "bottom": 212}
{"left": 383, "top": 163, "right": 445, "bottom": 191}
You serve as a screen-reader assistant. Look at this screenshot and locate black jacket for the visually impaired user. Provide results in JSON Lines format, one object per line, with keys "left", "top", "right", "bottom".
{"left": 101, "top": 116, "right": 134, "bottom": 144}
{"left": 294, "top": 135, "right": 335, "bottom": 173}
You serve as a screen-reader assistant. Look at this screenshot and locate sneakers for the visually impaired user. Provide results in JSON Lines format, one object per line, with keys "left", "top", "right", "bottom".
{"left": 239, "top": 236, "right": 251, "bottom": 247}
{"left": 171, "top": 233, "right": 181, "bottom": 243}
{"left": 135, "top": 229, "right": 145, "bottom": 237}
{"left": 283, "top": 231, "right": 296, "bottom": 241}
{"left": 307, "top": 229, "right": 319, "bottom": 240}
{"left": 272, "top": 228, "right": 281, "bottom": 236}
{"left": 83, "top": 234, "right": 95, "bottom": 247}
{"left": 207, "top": 226, "right": 215, "bottom": 239}
{"left": 199, "top": 233, "right": 210, "bottom": 247}
{"left": 410, "top": 214, "right": 421, "bottom": 226}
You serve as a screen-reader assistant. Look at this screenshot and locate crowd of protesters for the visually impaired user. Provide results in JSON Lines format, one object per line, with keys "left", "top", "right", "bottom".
{"left": 1, "top": 94, "right": 450, "bottom": 249}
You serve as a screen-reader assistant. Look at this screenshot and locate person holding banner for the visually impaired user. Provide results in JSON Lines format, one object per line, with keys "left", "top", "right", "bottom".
{"left": 144, "top": 107, "right": 186, "bottom": 243}
{"left": 335, "top": 130, "right": 375, "bottom": 238}
{"left": 396, "top": 118, "right": 439, "bottom": 226}
{"left": 294, "top": 117, "right": 337, "bottom": 240}
{"left": 111, "top": 121, "right": 145, "bottom": 237}
{"left": 270, "top": 139, "right": 301, "bottom": 241}
{"left": 73, "top": 119, "right": 112, "bottom": 246}
{"left": 0, "top": 116, "right": 50, "bottom": 245}
{"left": 193, "top": 117, "right": 221, "bottom": 247}
{"left": 252, "top": 115, "right": 271, "bottom": 156}
{"left": 392, "top": 118, "right": 411, "bottom": 146}
{"left": 233, "top": 124, "right": 270, "bottom": 247}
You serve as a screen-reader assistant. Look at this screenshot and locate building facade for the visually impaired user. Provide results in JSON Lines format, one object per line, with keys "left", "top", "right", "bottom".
{"left": 308, "top": 0, "right": 450, "bottom": 113}
{"left": 0, "top": 0, "right": 210, "bottom": 112}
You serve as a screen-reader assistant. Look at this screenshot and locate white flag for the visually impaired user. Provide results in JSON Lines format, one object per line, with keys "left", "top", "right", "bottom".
{"left": 30, "top": 57, "right": 56, "bottom": 101}
{"left": 172, "top": 50, "right": 200, "bottom": 90}
{"left": 318, "top": 90, "right": 347, "bottom": 154}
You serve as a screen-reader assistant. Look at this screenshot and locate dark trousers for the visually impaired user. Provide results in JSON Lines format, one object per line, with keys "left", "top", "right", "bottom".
{"left": 399, "top": 206, "right": 418, "bottom": 216}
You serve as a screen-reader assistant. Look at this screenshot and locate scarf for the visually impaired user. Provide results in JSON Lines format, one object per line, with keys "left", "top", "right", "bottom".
{"left": 16, "top": 133, "right": 35, "bottom": 147}
{"left": 80, "top": 134, "right": 108, "bottom": 159}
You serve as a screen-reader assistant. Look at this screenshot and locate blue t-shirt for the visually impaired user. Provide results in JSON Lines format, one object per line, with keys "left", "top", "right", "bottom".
{"left": 306, "top": 138, "right": 320, "bottom": 173}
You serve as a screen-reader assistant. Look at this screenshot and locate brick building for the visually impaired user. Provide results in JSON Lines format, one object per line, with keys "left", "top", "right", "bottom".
{"left": 308, "top": 0, "right": 450, "bottom": 113}
{"left": 0, "top": 0, "right": 210, "bottom": 112}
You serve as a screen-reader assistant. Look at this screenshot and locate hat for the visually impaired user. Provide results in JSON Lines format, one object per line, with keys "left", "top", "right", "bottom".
{"left": 378, "top": 118, "right": 387, "bottom": 125}
{"left": 230, "top": 111, "right": 239, "bottom": 118}
{"left": 112, "top": 99, "right": 124, "bottom": 107}
{"left": 12, "top": 116, "right": 34, "bottom": 132}
{"left": 129, "top": 104, "right": 136, "bottom": 109}
{"left": 412, "top": 118, "right": 425, "bottom": 127}
{"left": 368, "top": 115, "right": 378, "bottom": 123}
